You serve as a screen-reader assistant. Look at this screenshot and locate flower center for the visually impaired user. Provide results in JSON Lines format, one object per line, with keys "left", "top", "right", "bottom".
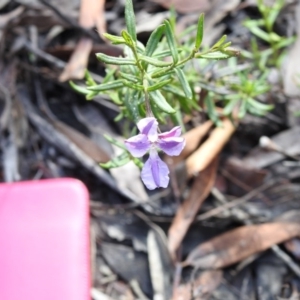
{"left": 150, "top": 141, "right": 158, "bottom": 151}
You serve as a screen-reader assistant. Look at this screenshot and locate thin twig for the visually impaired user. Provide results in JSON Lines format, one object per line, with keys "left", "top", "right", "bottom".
{"left": 271, "top": 244, "right": 300, "bottom": 277}
{"left": 221, "top": 168, "right": 271, "bottom": 203}
{"left": 0, "top": 84, "right": 12, "bottom": 130}
{"left": 196, "top": 179, "right": 277, "bottom": 222}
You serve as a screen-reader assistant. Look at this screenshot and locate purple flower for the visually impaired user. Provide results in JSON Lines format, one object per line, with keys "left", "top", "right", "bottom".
{"left": 125, "top": 117, "right": 185, "bottom": 190}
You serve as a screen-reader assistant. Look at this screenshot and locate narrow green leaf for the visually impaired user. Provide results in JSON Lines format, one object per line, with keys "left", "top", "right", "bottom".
{"left": 69, "top": 81, "right": 89, "bottom": 95}
{"left": 174, "top": 68, "right": 192, "bottom": 99}
{"left": 165, "top": 84, "right": 199, "bottom": 112}
{"left": 149, "top": 90, "right": 176, "bottom": 114}
{"left": 211, "top": 35, "right": 227, "bottom": 50}
{"left": 247, "top": 98, "right": 274, "bottom": 111}
{"left": 162, "top": 85, "right": 185, "bottom": 98}
{"left": 84, "top": 70, "right": 96, "bottom": 86}
{"left": 169, "top": 5, "right": 176, "bottom": 31}
{"left": 147, "top": 79, "right": 172, "bottom": 92}
{"left": 103, "top": 33, "right": 126, "bottom": 45}
{"left": 164, "top": 20, "right": 178, "bottom": 64}
{"left": 177, "top": 95, "right": 193, "bottom": 113}
{"left": 247, "top": 26, "right": 270, "bottom": 42}
{"left": 138, "top": 102, "right": 146, "bottom": 118}
{"left": 103, "top": 134, "right": 126, "bottom": 150}
{"left": 123, "top": 90, "right": 141, "bottom": 123}
{"left": 223, "top": 98, "right": 239, "bottom": 115}
{"left": 96, "top": 53, "right": 136, "bottom": 65}
{"left": 244, "top": 19, "right": 265, "bottom": 28}
{"left": 125, "top": 0, "right": 137, "bottom": 42}
{"left": 257, "top": 0, "right": 265, "bottom": 13}
{"left": 145, "top": 24, "right": 165, "bottom": 57}
{"left": 247, "top": 105, "right": 267, "bottom": 116}
{"left": 121, "top": 30, "right": 134, "bottom": 47}
{"left": 267, "top": 0, "right": 285, "bottom": 29}
{"left": 100, "top": 152, "right": 131, "bottom": 169}
{"left": 205, "top": 93, "right": 221, "bottom": 126}
{"left": 252, "top": 85, "right": 269, "bottom": 96}
{"left": 114, "top": 112, "right": 124, "bottom": 122}
{"left": 121, "top": 80, "right": 144, "bottom": 91}
{"left": 221, "top": 41, "right": 232, "bottom": 49}
{"left": 136, "top": 41, "right": 146, "bottom": 53}
{"left": 132, "top": 157, "right": 143, "bottom": 169}
{"left": 170, "top": 107, "right": 185, "bottom": 133}
{"left": 269, "top": 32, "right": 281, "bottom": 43}
{"left": 87, "top": 80, "right": 124, "bottom": 92}
{"left": 139, "top": 55, "right": 172, "bottom": 67}
{"left": 102, "top": 68, "right": 116, "bottom": 84}
{"left": 150, "top": 100, "right": 166, "bottom": 124}
{"left": 107, "top": 91, "right": 123, "bottom": 105}
{"left": 195, "top": 51, "right": 230, "bottom": 59}
{"left": 274, "top": 36, "right": 296, "bottom": 50}
{"left": 151, "top": 67, "right": 174, "bottom": 78}
{"left": 86, "top": 92, "right": 98, "bottom": 100}
{"left": 237, "top": 100, "right": 247, "bottom": 119}
{"left": 195, "top": 14, "right": 204, "bottom": 50}
{"left": 153, "top": 48, "right": 184, "bottom": 58}
{"left": 197, "top": 81, "right": 229, "bottom": 95}
{"left": 120, "top": 60, "right": 139, "bottom": 77}
{"left": 119, "top": 72, "right": 139, "bottom": 83}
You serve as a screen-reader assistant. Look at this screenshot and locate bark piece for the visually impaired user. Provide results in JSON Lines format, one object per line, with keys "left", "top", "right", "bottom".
{"left": 184, "top": 222, "right": 300, "bottom": 269}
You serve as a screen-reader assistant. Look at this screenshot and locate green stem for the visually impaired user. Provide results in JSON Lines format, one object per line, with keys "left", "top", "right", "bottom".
{"left": 151, "top": 48, "right": 198, "bottom": 78}
{"left": 130, "top": 44, "right": 143, "bottom": 73}
{"left": 143, "top": 78, "right": 153, "bottom": 117}
{"left": 127, "top": 42, "right": 154, "bottom": 117}
{"left": 176, "top": 48, "right": 197, "bottom": 67}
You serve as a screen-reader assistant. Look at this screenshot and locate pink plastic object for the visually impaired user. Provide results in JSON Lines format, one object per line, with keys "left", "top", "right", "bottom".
{"left": 0, "top": 179, "right": 90, "bottom": 300}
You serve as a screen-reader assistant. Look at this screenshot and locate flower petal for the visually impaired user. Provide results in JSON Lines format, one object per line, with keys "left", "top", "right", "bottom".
{"left": 157, "top": 136, "right": 186, "bottom": 156}
{"left": 125, "top": 134, "right": 151, "bottom": 157}
{"left": 137, "top": 117, "right": 158, "bottom": 142}
{"left": 141, "top": 150, "right": 169, "bottom": 190}
{"left": 158, "top": 126, "right": 182, "bottom": 139}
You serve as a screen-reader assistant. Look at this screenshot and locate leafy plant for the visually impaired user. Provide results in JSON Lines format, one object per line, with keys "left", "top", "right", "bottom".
{"left": 71, "top": 1, "right": 238, "bottom": 126}
{"left": 243, "top": 0, "right": 295, "bottom": 69}
{"left": 70, "top": 0, "right": 279, "bottom": 174}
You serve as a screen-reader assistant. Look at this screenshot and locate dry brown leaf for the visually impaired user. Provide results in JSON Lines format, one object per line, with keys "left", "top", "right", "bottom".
{"left": 186, "top": 118, "right": 236, "bottom": 178}
{"left": 172, "top": 270, "right": 223, "bottom": 300}
{"left": 168, "top": 158, "right": 218, "bottom": 260}
{"left": 184, "top": 222, "right": 300, "bottom": 269}
{"left": 53, "top": 119, "right": 110, "bottom": 163}
{"left": 173, "top": 120, "right": 213, "bottom": 164}
{"left": 79, "top": 0, "right": 106, "bottom": 35}
{"left": 59, "top": 37, "right": 93, "bottom": 81}
{"left": 149, "top": 0, "right": 211, "bottom": 14}
{"left": 59, "top": 0, "right": 106, "bottom": 81}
